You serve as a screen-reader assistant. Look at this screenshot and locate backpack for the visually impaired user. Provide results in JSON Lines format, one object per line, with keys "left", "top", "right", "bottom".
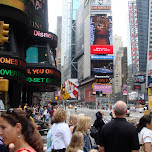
{"left": 90, "top": 126, "right": 99, "bottom": 139}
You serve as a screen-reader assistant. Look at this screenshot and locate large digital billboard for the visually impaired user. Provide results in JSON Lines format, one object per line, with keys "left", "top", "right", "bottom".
{"left": 90, "top": 14, "right": 113, "bottom": 54}
{"left": 91, "top": 55, "right": 113, "bottom": 76}
{"left": 133, "top": 75, "right": 145, "bottom": 83}
{"left": 0, "top": 0, "right": 47, "bottom": 30}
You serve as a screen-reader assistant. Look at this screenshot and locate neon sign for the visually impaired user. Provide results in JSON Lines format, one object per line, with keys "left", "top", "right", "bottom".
{"left": 0, "top": 69, "right": 25, "bottom": 78}
{"left": 26, "top": 77, "right": 60, "bottom": 86}
{"left": 27, "top": 68, "right": 61, "bottom": 78}
{"left": 33, "top": 30, "right": 53, "bottom": 39}
{"left": 0, "top": 56, "right": 26, "bottom": 69}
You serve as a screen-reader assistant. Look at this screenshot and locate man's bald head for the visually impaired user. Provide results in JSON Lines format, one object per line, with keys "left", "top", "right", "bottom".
{"left": 113, "top": 101, "right": 127, "bottom": 116}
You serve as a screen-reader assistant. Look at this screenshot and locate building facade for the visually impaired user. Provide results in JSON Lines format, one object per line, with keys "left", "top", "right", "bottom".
{"left": 0, "top": 1, "right": 61, "bottom": 108}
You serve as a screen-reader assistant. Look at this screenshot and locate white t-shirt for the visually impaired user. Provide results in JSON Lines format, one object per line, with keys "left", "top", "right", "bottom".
{"left": 138, "top": 127, "right": 152, "bottom": 145}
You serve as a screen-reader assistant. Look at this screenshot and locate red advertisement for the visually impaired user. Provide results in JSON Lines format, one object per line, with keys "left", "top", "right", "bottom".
{"left": 90, "top": 45, "right": 113, "bottom": 54}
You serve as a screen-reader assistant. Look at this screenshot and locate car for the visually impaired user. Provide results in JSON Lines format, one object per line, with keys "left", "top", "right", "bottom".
{"left": 68, "top": 104, "right": 74, "bottom": 108}
{"left": 34, "top": 118, "right": 49, "bottom": 136}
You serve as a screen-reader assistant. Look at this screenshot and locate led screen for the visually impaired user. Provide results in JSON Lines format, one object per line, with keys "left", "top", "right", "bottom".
{"left": 90, "top": 14, "right": 113, "bottom": 54}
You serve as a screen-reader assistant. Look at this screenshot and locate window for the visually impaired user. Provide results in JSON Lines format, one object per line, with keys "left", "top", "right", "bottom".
{"left": 26, "top": 46, "right": 48, "bottom": 64}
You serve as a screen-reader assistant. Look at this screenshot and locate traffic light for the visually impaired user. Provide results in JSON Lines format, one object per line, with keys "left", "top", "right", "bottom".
{"left": 62, "top": 86, "right": 65, "bottom": 95}
{"left": 0, "top": 21, "right": 9, "bottom": 45}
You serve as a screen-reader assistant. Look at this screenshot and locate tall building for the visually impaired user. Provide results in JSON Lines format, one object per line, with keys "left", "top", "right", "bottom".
{"left": 61, "top": 0, "right": 79, "bottom": 84}
{"left": 56, "top": 16, "right": 62, "bottom": 72}
{"left": 128, "top": 0, "right": 149, "bottom": 74}
{"left": 77, "top": 0, "right": 113, "bottom": 103}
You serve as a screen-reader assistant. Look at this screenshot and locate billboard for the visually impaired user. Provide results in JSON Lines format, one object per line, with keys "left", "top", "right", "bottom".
{"left": 133, "top": 75, "right": 145, "bottom": 83}
{"left": 91, "top": 55, "right": 113, "bottom": 76}
{"left": 90, "top": 14, "right": 113, "bottom": 54}
{"left": 75, "top": 3, "right": 84, "bottom": 58}
{"left": 134, "top": 85, "right": 141, "bottom": 91}
{"left": 92, "top": 83, "right": 112, "bottom": 95}
{"left": 128, "top": 91, "right": 138, "bottom": 101}
{"left": 123, "top": 84, "right": 127, "bottom": 95}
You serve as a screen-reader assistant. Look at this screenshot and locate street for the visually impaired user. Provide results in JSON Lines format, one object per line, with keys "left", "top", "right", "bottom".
{"left": 43, "top": 107, "right": 144, "bottom": 151}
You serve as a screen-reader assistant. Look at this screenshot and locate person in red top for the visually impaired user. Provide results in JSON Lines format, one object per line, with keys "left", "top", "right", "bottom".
{"left": 49, "top": 106, "right": 54, "bottom": 121}
{"left": 0, "top": 108, "right": 44, "bottom": 152}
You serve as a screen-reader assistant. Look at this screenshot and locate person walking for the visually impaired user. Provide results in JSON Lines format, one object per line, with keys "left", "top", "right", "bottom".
{"left": 137, "top": 115, "right": 152, "bottom": 152}
{"left": 76, "top": 115, "right": 92, "bottom": 152}
{"left": 91, "top": 111, "right": 105, "bottom": 145}
{"left": 0, "top": 108, "right": 44, "bottom": 152}
{"left": 98, "top": 101, "right": 140, "bottom": 152}
{"left": 66, "top": 131, "right": 84, "bottom": 152}
{"left": 51, "top": 108, "right": 72, "bottom": 152}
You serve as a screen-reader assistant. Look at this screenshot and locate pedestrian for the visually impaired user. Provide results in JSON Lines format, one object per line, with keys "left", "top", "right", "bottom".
{"left": 75, "top": 105, "right": 77, "bottom": 112}
{"left": 128, "top": 118, "right": 137, "bottom": 127}
{"left": 90, "top": 111, "right": 105, "bottom": 145}
{"left": 49, "top": 106, "right": 54, "bottom": 121}
{"left": 51, "top": 108, "right": 72, "bottom": 152}
{"left": 137, "top": 115, "right": 152, "bottom": 152}
{"left": 47, "top": 119, "right": 56, "bottom": 152}
{"left": 68, "top": 114, "right": 78, "bottom": 134}
{"left": 0, "top": 108, "right": 44, "bottom": 152}
{"left": 98, "top": 100, "right": 140, "bottom": 152}
{"left": 43, "top": 106, "right": 48, "bottom": 121}
{"left": 76, "top": 115, "right": 92, "bottom": 152}
{"left": 66, "top": 131, "right": 84, "bottom": 152}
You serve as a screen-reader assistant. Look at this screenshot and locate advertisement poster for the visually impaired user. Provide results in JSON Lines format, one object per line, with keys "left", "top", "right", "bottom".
{"left": 123, "top": 84, "right": 127, "bottom": 95}
{"left": 92, "top": 83, "right": 112, "bottom": 95}
{"left": 90, "top": 14, "right": 113, "bottom": 54}
{"left": 133, "top": 75, "right": 145, "bottom": 83}
{"left": 91, "top": 55, "right": 113, "bottom": 76}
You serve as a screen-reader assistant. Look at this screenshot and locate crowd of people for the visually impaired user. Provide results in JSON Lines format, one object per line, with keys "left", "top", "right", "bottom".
{"left": 0, "top": 101, "right": 152, "bottom": 152}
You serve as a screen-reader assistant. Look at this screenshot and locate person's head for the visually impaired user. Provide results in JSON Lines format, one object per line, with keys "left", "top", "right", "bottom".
{"left": 66, "top": 131, "right": 84, "bottom": 152}
{"left": 96, "top": 111, "right": 104, "bottom": 120}
{"left": 77, "top": 113, "right": 85, "bottom": 121}
{"left": 69, "top": 114, "right": 78, "bottom": 126}
{"left": 90, "top": 149, "right": 99, "bottom": 152}
{"left": 0, "top": 108, "right": 43, "bottom": 151}
{"left": 128, "top": 118, "right": 137, "bottom": 127}
{"left": 76, "top": 115, "right": 91, "bottom": 134}
{"left": 53, "top": 108, "right": 67, "bottom": 123}
{"left": 137, "top": 115, "right": 152, "bottom": 133}
{"left": 113, "top": 101, "right": 127, "bottom": 117}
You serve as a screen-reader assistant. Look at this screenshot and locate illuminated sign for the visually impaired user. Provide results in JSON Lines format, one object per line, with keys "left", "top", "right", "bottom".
{"left": 134, "top": 85, "right": 141, "bottom": 91}
{"left": 0, "top": 56, "right": 27, "bottom": 69}
{"left": 92, "top": 83, "right": 112, "bottom": 94}
{"left": 133, "top": 75, "right": 145, "bottom": 83}
{"left": 0, "top": 68, "right": 25, "bottom": 79}
{"left": 33, "top": 30, "right": 53, "bottom": 39}
{"left": 94, "top": 78, "right": 110, "bottom": 83}
{"left": 91, "top": 45, "right": 113, "bottom": 54}
{"left": 27, "top": 68, "right": 61, "bottom": 78}
{"left": 91, "top": 55, "right": 113, "bottom": 59}
{"left": 91, "top": 6, "right": 111, "bottom": 10}
{"left": 90, "top": 15, "right": 113, "bottom": 55}
{"left": 26, "top": 77, "right": 60, "bottom": 86}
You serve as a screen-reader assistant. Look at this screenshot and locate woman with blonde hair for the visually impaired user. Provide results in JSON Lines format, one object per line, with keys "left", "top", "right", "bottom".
{"left": 68, "top": 114, "right": 78, "bottom": 134}
{"left": 66, "top": 131, "right": 84, "bottom": 152}
{"left": 76, "top": 116, "right": 92, "bottom": 152}
{"left": 51, "top": 108, "right": 72, "bottom": 152}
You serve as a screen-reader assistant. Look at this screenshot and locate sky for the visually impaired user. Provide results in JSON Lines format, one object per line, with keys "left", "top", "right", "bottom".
{"left": 48, "top": 0, "right": 129, "bottom": 46}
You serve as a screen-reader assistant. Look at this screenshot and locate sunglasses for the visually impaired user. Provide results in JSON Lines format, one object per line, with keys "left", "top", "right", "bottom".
{"left": 6, "top": 108, "right": 19, "bottom": 120}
